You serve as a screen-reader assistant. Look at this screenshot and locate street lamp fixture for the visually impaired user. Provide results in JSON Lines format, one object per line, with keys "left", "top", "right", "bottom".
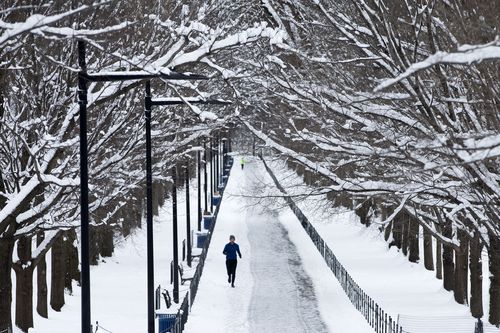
{"left": 144, "top": 82, "right": 230, "bottom": 305}
{"left": 77, "top": 40, "right": 207, "bottom": 333}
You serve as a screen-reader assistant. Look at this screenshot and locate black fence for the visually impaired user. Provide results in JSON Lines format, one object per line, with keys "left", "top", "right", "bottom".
{"left": 169, "top": 157, "right": 232, "bottom": 333}
{"left": 262, "top": 157, "right": 404, "bottom": 333}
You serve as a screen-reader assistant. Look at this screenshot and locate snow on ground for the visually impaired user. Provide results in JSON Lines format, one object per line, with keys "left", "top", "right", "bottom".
{"left": 184, "top": 157, "right": 372, "bottom": 333}
{"left": 24, "top": 154, "right": 500, "bottom": 333}
{"left": 264, "top": 157, "right": 500, "bottom": 333}
{"left": 25, "top": 166, "right": 208, "bottom": 333}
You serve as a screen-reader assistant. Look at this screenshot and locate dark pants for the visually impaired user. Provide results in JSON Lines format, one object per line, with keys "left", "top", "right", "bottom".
{"left": 226, "top": 259, "right": 238, "bottom": 284}
{"left": 241, "top": 164, "right": 244, "bottom": 170}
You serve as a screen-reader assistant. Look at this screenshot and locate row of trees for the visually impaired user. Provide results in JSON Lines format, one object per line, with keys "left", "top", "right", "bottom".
{"left": 0, "top": 0, "right": 282, "bottom": 331}
{"left": 1, "top": 0, "right": 498, "bottom": 330}
{"left": 232, "top": 0, "right": 500, "bottom": 325}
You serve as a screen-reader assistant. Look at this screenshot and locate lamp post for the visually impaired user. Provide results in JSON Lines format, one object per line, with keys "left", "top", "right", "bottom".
{"left": 184, "top": 164, "right": 191, "bottom": 267}
{"left": 215, "top": 135, "right": 219, "bottom": 193}
{"left": 203, "top": 140, "right": 208, "bottom": 215}
{"left": 144, "top": 87, "right": 230, "bottom": 304}
{"left": 171, "top": 166, "right": 179, "bottom": 303}
{"left": 197, "top": 146, "right": 202, "bottom": 232}
{"left": 210, "top": 139, "right": 214, "bottom": 212}
{"left": 77, "top": 40, "right": 207, "bottom": 333}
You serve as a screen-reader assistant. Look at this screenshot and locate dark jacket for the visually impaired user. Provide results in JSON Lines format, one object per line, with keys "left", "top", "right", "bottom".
{"left": 223, "top": 242, "right": 242, "bottom": 260}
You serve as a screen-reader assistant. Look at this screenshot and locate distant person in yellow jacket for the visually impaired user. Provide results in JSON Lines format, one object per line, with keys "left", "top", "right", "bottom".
{"left": 240, "top": 157, "right": 245, "bottom": 170}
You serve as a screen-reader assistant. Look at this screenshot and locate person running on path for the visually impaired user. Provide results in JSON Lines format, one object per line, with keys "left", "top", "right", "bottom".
{"left": 240, "top": 157, "right": 245, "bottom": 170}
{"left": 223, "top": 235, "right": 242, "bottom": 287}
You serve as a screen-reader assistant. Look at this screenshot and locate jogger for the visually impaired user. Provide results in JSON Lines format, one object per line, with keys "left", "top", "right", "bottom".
{"left": 223, "top": 235, "right": 242, "bottom": 287}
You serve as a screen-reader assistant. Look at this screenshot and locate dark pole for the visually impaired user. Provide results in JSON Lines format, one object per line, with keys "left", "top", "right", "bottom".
{"left": 185, "top": 165, "right": 192, "bottom": 267}
{"left": 215, "top": 136, "right": 219, "bottom": 191}
{"left": 223, "top": 138, "right": 227, "bottom": 169}
{"left": 144, "top": 81, "right": 155, "bottom": 333}
{"left": 172, "top": 167, "right": 179, "bottom": 303}
{"left": 75, "top": 41, "right": 211, "bottom": 333}
{"left": 77, "top": 40, "right": 91, "bottom": 333}
{"left": 203, "top": 141, "right": 208, "bottom": 214}
{"left": 210, "top": 139, "right": 213, "bottom": 212}
{"left": 221, "top": 138, "right": 225, "bottom": 170}
{"left": 197, "top": 148, "right": 202, "bottom": 231}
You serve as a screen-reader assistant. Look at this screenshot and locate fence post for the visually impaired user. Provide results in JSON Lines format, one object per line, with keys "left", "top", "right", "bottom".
{"left": 367, "top": 293, "right": 370, "bottom": 320}
{"left": 356, "top": 288, "right": 359, "bottom": 310}
{"left": 363, "top": 292, "right": 367, "bottom": 320}
{"left": 371, "top": 299, "right": 375, "bottom": 327}
{"left": 379, "top": 307, "right": 382, "bottom": 333}
{"left": 368, "top": 298, "right": 371, "bottom": 326}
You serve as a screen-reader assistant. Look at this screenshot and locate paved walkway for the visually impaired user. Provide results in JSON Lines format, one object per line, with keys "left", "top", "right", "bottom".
{"left": 184, "top": 158, "right": 329, "bottom": 333}
{"left": 247, "top": 203, "right": 328, "bottom": 332}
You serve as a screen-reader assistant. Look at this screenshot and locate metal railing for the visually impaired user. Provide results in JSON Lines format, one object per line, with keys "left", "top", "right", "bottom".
{"left": 262, "top": 157, "right": 404, "bottom": 333}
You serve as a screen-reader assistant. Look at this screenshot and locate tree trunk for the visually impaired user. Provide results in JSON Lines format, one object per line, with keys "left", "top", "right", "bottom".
{"left": 337, "top": 191, "right": 352, "bottom": 209}
{"left": 98, "top": 225, "right": 114, "bottom": 258}
{"left": 391, "top": 212, "right": 402, "bottom": 249}
{"left": 0, "top": 237, "right": 15, "bottom": 332}
{"left": 51, "top": 233, "right": 65, "bottom": 311}
{"left": 489, "top": 231, "right": 500, "bottom": 325}
{"left": 36, "top": 231, "right": 48, "bottom": 318}
{"left": 408, "top": 215, "right": 420, "bottom": 263}
{"left": 442, "top": 218, "right": 454, "bottom": 291}
{"left": 401, "top": 211, "right": 409, "bottom": 256}
{"left": 436, "top": 240, "right": 443, "bottom": 280}
{"left": 89, "top": 225, "right": 100, "bottom": 265}
{"left": 157, "top": 182, "right": 166, "bottom": 208}
{"left": 64, "top": 229, "right": 80, "bottom": 294}
{"left": 381, "top": 204, "right": 392, "bottom": 241}
{"left": 121, "top": 208, "right": 132, "bottom": 237}
{"left": 470, "top": 230, "right": 483, "bottom": 318}
{"left": 134, "top": 194, "right": 143, "bottom": 229}
{"left": 384, "top": 220, "right": 392, "bottom": 242}
{"left": 453, "top": 229, "right": 468, "bottom": 304}
{"left": 435, "top": 223, "right": 443, "bottom": 280}
{"left": 152, "top": 182, "right": 160, "bottom": 216}
{"left": 355, "top": 198, "right": 371, "bottom": 226}
{"left": 14, "top": 236, "right": 34, "bottom": 332}
{"left": 423, "top": 227, "right": 434, "bottom": 270}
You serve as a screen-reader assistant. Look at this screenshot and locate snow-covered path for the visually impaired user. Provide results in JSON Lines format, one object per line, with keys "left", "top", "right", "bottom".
{"left": 184, "top": 158, "right": 372, "bottom": 333}
{"left": 246, "top": 199, "right": 327, "bottom": 332}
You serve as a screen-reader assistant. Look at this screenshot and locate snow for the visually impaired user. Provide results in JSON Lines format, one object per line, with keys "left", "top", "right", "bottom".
{"left": 0, "top": 1, "right": 115, "bottom": 46}
{"left": 35, "top": 22, "right": 131, "bottom": 38}
{"left": 375, "top": 41, "right": 500, "bottom": 92}
{"left": 184, "top": 157, "right": 371, "bottom": 333}
{"left": 152, "top": 97, "right": 231, "bottom": 104}
{"left": 22, "top": 156, "right": 500, "bottom": 333}
{"left": 263, "top": 157, "right": 500, "bottom": 333}
{"left": 169, "top": 24, "right": 286, "bottom": 67}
